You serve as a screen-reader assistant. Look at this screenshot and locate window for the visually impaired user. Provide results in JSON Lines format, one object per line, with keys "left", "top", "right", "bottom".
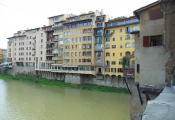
{"left": 137, "top": 64, "right": 140, "bottom": 73}
{"left": 106, "top": 52, "right": 110, "bottom": 56}
{"left": 126, "top": 19, "right": 131, "bottom": 24}
{"left": 112, "top": 61, "right": 116, "bottom": 65}
{"left": 79, "top": 37, "right": 82, "bottom": 42}
{"left": 106, "top": 38, "right": 110, "bottom": 42}
{"left": 120, "top": 53, "right": 122, "bottom": 56}
{"left": 125, "top": 43, "right": 130, "bottom": 48}
{"left": 132, "top": 42, "right": 135, "bottom": 47}
{"left": 119, "top": 21, "right": 124, "bottom": 25}
{"left": 40, "top": 57, "right": 42, "bottom": 60}
{"left": 41, "top": 33, "right": 43, "bottom": 37}
{"left": 111, "top": 68, "right": 116, "bottom": 72}
{"left": 105, "top": 68, "right": 110, "bottom": 72}
{"left": 106, "top": 30, "right": 110, "bottom": 34}
{"left": 113, "top": 53, "right": 115, "bottom": 56}
{"left": 113, "top": 38, "right": 115, "bottom": 41}
{"left": 97, "top": 23, "right": 103, "bottom": 27}
{"left": 132, "top": 35, "right": 135, "bottom": 39}
{"left": 112, "top": 45, "right": 116, "bottom": 48}
{"left": 133, "top": 18, "right": 139, "bottom": 22}
{"left": 132, "top": 26, "right": 138, "bottom": 31}
{"left": 120, "top": 45, "right": 122, "bottom": 48}
{"left": 120, "top": 29, "right": 122, "bottom": 32}
{"left": 149, "top": 9, "right": 163, "bottom": 20}
{"left": 107, "top": 23, "right": 111, "bottom": 27}
{"left": 26, "top": 47, "right": 28, "bottom": 50}
{"left": 41, "top": 51, "right": 42, "bottom": 55}
{"left": 106, "top": 44, "right": 110, "bottom": 49}
{"left": 125, "top": 35, "right": 130, "bottom": 40}
{"left": 150, "top": 35, "right": 163, "bottom": 46}
{"left": 119, "top": 61, "right": 122, "bottom": 65}
{"left": 126, "top": 27, "right": 130, "bottom": 33}
{"left": 72, "top": 38, "right": 74, "bottom": 42}
{"left": 120, "top": 37, "right": 122, "bottom": 41}
{"left": 125, "top": 51, "right": 130, "bottom": 56}
{"left": 118, "top": 68, "right": 123, "bottom": 73}
{"left": 112, "top": 22, "right": 117, "bottom": 26}
{"left": 41, "top": 45, "right": 43, "bottom": 49}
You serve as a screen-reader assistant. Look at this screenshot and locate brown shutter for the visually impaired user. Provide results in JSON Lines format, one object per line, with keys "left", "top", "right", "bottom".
{"left": 137, "top": 64, "right": 140, "bottom": 73}
{"left": 150, "top": 9, "right": 163, "bottom": 20}
{"left": 143, "top": 36, "right": 150, "bottom": 47}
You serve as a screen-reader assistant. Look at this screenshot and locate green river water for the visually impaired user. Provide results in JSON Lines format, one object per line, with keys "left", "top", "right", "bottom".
{"left": 0, "top": 79, "right": 129, "bottom": 120}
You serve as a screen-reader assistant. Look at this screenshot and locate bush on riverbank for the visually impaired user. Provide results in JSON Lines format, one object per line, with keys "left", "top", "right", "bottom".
{"left": 0, "top": 74, "right": 129, "bottom": 94}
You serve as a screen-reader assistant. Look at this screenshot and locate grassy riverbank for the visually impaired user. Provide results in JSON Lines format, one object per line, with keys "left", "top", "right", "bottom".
{"left": 0, "top": 74, "right": 129, "bottom": 94}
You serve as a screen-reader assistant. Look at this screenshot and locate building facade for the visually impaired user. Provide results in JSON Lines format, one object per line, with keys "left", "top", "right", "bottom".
{"left": 104, "top": 16, "right": 140, "bottom": 76}
{"left": 7, "top": 10, "right": 141, "bottom": 85}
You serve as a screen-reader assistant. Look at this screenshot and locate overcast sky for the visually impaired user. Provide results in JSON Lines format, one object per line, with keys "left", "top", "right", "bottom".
{"left": 0, "top": 0, "right": 156, "bottom": 49}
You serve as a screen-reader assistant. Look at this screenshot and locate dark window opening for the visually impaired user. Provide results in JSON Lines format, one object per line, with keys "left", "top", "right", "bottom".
{"left": 150, "top": 35, "right": 163, "bottom": 46}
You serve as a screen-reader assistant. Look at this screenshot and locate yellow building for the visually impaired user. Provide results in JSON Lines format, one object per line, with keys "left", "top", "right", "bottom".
{"left": 50, "top": 11, "right": 109, "bottom": 76}
{"left": 104, "top": 16, "right": 140, "bottom": 76}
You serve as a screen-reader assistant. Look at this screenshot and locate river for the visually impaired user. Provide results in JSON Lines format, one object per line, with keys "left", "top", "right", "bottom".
{"left": 0, "top": 79, "right": 129, "bottom": 120}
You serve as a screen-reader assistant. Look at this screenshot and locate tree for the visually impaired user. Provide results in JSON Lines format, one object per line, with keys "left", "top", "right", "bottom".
{"left": 121, "top": 56, "right": 131, "bottom": 69}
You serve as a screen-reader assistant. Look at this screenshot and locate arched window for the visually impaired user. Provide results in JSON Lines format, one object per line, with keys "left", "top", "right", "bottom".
{"left": 133, "top": 26, "right": 138, "bottom": 31}
{"left": 106, "top": 44, "right": 110, "bottom": 49}
{"left": 106, "top": 37, "right": 110, "bottom": 42}
{"left": 106, "top": 30, "right": 110, "bottom": 34}
{"left": 132, "top": 42, "right": 135, "bottom": 47}
{"left": 41, "top": 33, "right": 43, "bottom": 37}
{"left": 125, "top": 27, "right": 130, "bottom": 33}
{"left": 125, "top": 43, "right": 130, "bottom": 48}
{"left": 125, "top": 35, "right": 130, "bottom": 40}
{"left": 106, "top": 52, "right": 110, "bottom": 56}
{"left": 125, "top": 51, "right": 131, "bottom": 56}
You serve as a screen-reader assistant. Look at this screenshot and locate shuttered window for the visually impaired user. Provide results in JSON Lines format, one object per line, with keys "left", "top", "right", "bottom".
{"left": 143, "top": 36, "right": 150, "bottom": 47}
{"left": 150, "top": 9, "right": 163, "bottom": 20}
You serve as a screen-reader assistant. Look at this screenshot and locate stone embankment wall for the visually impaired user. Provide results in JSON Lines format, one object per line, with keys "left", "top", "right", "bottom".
{"left": 0, "top": 66, "right": 35, "bottom": 75}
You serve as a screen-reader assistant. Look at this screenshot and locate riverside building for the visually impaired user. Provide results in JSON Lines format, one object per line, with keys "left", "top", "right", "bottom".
{"left": 7, "top": 10, "right": 140, "bottom": 85}
{"left": 104, "top": 16, "right": 140, "bottom": 77}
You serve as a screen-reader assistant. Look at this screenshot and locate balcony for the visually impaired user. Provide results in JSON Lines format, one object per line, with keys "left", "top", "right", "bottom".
{"left": 103, "top": 31, "right": 114, "bottom": 37}
{"left": 45, "top": 28, "right": 54, "bottom": 32}
{"left": 32, "top": 47, "right": 36, "bottom": 50}
{"left": 33, "top": 36, "right": 36, "bottom": 40}
{"left": 46, "top": 40, "right": 54, "bottom": 44}
{"left": 46, "top": 47, "right": 53, "bottom": 50}
{"left": 32, "top": 54, "right": 35, "bottom": 56}
{"left": 46, "top": 53, "right": 54, "bottom": 56}
{"left": 52, "top": 24, "right": 63, "bottom": 29}
{"left": 94, "top": 33, "right": 103, "bottom": 36}
{"left": 123, "top": 68, "right": 135, "bottom": 77}
{"left": 52, "top": 57, "right": 58, "bottom": 60}
{"left": 96, "top": 17, "right": 104, "bottom": 22}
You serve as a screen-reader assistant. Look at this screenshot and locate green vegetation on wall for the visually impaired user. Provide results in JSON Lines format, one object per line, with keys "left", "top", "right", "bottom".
{"left": 0, "top": 74, "right": 128, "bottom": 94}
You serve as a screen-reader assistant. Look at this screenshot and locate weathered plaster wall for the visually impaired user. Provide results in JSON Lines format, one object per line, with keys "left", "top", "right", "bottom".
{"left": 135, "top": 5, "right": 165, "bottom": 87}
